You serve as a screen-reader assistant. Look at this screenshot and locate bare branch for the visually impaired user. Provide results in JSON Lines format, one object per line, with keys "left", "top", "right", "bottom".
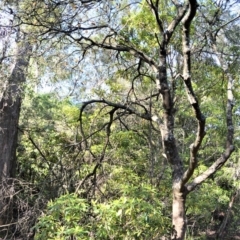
{"left": 81, "top": 0, "right": 101, "bottom": 3}
{"left": 74, "top": 35, "right": 158, "bottom": 69}
{"left": 213, "top": 14, "right": 240, "bottom": 33}
{"left": 187, "top": 70, "right": 235, "bottom": 191}
{"left": 79, "top": 99, "right": 152, "bottom": 121}
{"left": 186, "top": 20, "right": 235, "bottom": 191}
{"left": 181, "top": 0, "right": 206, "bottom": 185}
{"left": 76, "top": 105, "right": 117, "bottom": 193}
{"left": 186, "top": 145, "right": 235, "bottom": 192}
{"left": 165, "top": 4, "right": 188, "bottom": 43}
{"left": 146, "top": 0, "right": 164, "bottom": 33}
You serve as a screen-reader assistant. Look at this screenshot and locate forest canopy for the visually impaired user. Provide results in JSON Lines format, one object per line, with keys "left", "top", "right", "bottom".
{"left": 0, "top": 0, "right": 240, "bottom": 239}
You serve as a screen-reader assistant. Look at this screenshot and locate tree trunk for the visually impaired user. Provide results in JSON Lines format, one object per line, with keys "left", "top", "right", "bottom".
{"left": 0, "top": 95, "right": 21, "bottom": 180}
{"left": 0, "top": 42, "right": 30, "bottom": 180}
{"left": 0, "top": 41, "right": 31, "bottom": 226}
{"left": 171, "top": 189, "right": 186, "bottom": 240}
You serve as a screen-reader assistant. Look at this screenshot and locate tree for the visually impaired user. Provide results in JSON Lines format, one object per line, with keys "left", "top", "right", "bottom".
{"left": 0, "top": 40, "right": 31, "bottom": 181}
{"left": 11, "top": 0, "right": 240, "bottom": 239}
{"left": 0, "top": 2, "right": 32, "bottom": 227}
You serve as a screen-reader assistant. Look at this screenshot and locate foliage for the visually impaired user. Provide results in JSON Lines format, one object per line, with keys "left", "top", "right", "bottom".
{"left": 0, "top": 0, "right": 240, "bottom": 239}
{"left": 35, "top": 184, "right": 170, "bottom": 240}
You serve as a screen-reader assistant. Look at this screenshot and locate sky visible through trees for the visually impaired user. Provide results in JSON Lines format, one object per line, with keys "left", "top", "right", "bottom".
{"left": 0, "top": 1, "right": 240, "bottom": 240}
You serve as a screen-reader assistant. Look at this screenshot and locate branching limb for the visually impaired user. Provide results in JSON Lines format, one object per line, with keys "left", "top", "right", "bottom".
{"left": 186, "top": 145, "right": 235, "bottom": 192}
{"left": 181, "top": 0, "right": 206, "bottom": 185}
{"left": 76, "top": 36, "right": 158, "bottom": 70}
{"left": 76, "top": 105, "right": 117, "bottom": 193}
{"left": 186, "top": 71, "right": 235, "bottom": 192}
{"left": 146, "top": 0, "right": 164, "bottom": 33}
{"left": 18, "top": 128, "right": 58, "bottom": 180}
{"left": 171, "top": 0, "right": 182, "bottom": 7}
{"left": 186, "top": 22, "right": 235, "bottom": 192}
{"left": 79, "top": 99, "right": 152, "bottom": 122}
{"left": 165, "top": 4, "right": 188, "bottom": 44}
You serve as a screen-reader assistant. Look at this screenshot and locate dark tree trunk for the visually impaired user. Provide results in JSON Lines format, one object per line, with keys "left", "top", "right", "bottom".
{"left": 0, "top": 42, "right": 30, "bottom": 179}
{"left": 0, "top": 42, "right": 31, "bottom": 226}
{"left": 0, "top": 95, "right": 21, "bottom": 180}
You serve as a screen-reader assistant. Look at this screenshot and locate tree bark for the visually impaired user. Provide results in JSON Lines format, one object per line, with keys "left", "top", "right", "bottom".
{"left": 0, "top": 42, "right": 30, "bottom": 180}
{"left": 0, "top": 41, "right": 31, "bottom": 226}
{"left": 171, "top": 189, "right": 186, "bottom": 240}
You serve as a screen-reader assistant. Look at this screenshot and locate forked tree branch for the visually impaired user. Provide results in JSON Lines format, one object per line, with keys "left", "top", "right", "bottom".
{"left": 165, "top": 4, "right": 188, "bottom": 44}
{"left": 186, "top": 23, "right": 235, "bottom": 192}
{"left": 181, "top": 0, "right": 206, "bottom": 185}
{"left": 186, "top": 74, "right": 235, "bottom": 192}
{"left": 79, "top": 99, "right": 152, "bottom": 122}
{"left": 146, "top": 0, "right": 164, "bottom": 33}
{"left": 75, "top": 36, "right": 158, "bottom": 69}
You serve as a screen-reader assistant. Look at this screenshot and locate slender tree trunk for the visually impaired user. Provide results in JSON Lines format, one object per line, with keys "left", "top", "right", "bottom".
{"left": 0, "top": 95, "right": 21, "bottom": 180}
{"left": 171, "top": 189, "right": 186, "bottom": 240}
{"left": 217, "top": 191, "right": 237, "bottom": 237}
{"left": 0, "top": 42, "right": 30, "bottom": 180}
{"left": 0, "top": 41, "right": 31, "bottom": 226}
